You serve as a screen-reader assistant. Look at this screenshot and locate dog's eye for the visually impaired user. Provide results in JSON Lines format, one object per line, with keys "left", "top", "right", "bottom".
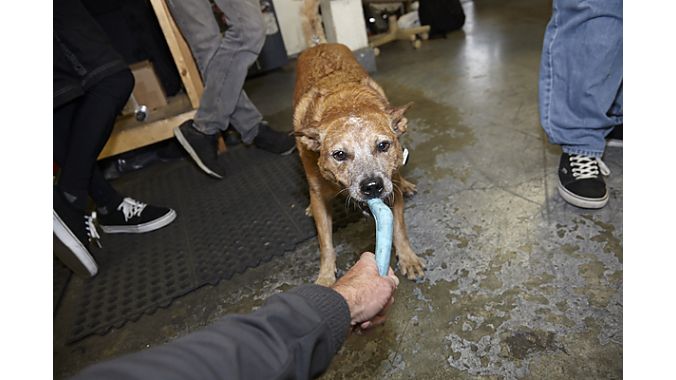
{"left": 332, "top": 150, "right": 347, "bottom": 161}
{"left": 377, "top": 141, "right": 391, "bottom": 152}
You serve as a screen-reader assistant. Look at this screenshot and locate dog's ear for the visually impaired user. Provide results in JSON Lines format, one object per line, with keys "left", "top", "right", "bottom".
{"left": 362, "top": 77, "right": 387, "bottom": 100}
{"left": 293, "top": 88, "right": 324, "bottom": 152}
{"left": 388, "top": 102, "right": 413, "bottom": 136}
{"left": 294, "top": 127, "right": 321, "bottom": 152}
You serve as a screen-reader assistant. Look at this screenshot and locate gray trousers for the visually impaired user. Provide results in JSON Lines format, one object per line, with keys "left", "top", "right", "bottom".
{"left": 168, "top": 0, "right": 264, "bottom": 143}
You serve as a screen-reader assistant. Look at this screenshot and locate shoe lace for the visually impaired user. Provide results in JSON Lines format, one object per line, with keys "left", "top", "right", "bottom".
{"left": 117, "top": 198, "right": 147, "bottom": 222}
{"left": 85, "top": 212, "right": 102, "bottom": 248}
{"left": 569, "top": 155, "right": 611, "bottom": 179}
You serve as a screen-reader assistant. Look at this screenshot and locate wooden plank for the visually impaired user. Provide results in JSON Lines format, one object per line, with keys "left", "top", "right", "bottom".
{"left": 148, "top": 0, "right": 204, "bottom": 109}
{"left": 99, "top": 110, "right": 195, "bottom": 159}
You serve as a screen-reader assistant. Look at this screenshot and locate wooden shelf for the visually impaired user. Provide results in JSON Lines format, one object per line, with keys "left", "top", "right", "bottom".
{"left": 98, "top": 93, "right": 194, "bottom": 159}
{"left": 98, "top": 0, "right": 203, "bottom": 160}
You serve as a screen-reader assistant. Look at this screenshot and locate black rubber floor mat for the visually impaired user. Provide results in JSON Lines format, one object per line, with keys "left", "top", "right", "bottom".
{"left": 54, "top": 258, "right": 72, "bottom": 314}
{"left": 66, "top": 146, "right": 361, "bottom": 343}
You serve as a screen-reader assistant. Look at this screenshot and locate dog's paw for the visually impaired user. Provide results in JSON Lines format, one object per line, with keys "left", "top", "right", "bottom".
{"left": 399, "top": 254, "right": 425, "bottom": 280}
{"left": 305, "top": 205, "right": 313, "bottom": 217}
{"left": 315, "top": 272, "right": 336, "bottom": 287}
{"left": 399, "top": 178, "right": 417, "bottom": 198}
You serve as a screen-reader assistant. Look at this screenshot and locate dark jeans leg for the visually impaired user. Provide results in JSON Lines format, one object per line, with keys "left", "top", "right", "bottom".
{"left": 53, "top": 69, "right": 134, "bottom": 209}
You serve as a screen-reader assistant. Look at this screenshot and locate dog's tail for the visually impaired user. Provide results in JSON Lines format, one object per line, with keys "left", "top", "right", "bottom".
{"left": 302, "top": 0, "right": 327, "bottom": 47}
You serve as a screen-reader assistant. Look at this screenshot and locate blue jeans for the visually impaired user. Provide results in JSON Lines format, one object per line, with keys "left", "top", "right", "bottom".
{"left": 538, "top": 0, "right": 623, "bottom": 158}
{"left": 167, "top": 0, "right": 265, "bottom": 143}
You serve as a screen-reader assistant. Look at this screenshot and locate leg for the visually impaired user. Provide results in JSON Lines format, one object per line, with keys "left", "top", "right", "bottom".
{"left": 392, "top": 175, "right": 424, "bottom": 279}
{"left": 89, "top": 168, "right": 123, "bottom": 211}
{"left": 396, "top": 174, "right": 417, "bottom": 198}
{"left": 167, "top": 0, "right": 265, "bottom": 138}
{"left": 229, "top": 90, "right": 264, "bottom": 144}
{"left": 538, "top": 0, "right": 623, "bottom": 157}
{"left": 54, "top": 69, "right": 134, "bottom": 210}
{"left": 309, "top": 186, "right": 337, "bottom": 286}
{"left": 539, "top": 0, "right": 621, "bottom": 209}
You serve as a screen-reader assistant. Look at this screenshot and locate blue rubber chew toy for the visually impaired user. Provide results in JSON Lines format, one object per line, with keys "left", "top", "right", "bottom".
{"left": 367, "top": 198, "right": 393, "bottom": 276}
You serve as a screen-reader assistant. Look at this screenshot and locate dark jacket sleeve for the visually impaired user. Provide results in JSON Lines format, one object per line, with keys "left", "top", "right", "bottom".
{"left": 71, "top": 285, "right": 350, "bottom": 380}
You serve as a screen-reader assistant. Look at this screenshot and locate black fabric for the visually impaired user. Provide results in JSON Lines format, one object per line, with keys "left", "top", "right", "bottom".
{"left": 418, "top": 0, "right": 466, "bottom": 37}
{"left": 90, "top": 168, "right": 125, "bottom": 211}
{"left": 72, "top": 285, "right": 349, "bottom": 380}
{"left": 54, "top": 258, "right": 73, "bottom": 314}
{"left": 289, "top": 285, "right": 351, "bottom": 357}
{"left": 54, "top": 0, "right": 130, "bottom": 108}
{"left": 54, "top": 69, "right": 133, "bottom": 210}
{"left": 81, "top": 0, "right": 182, "bottom": 97}
{"left": 64, "top": 146, "right": 362, "bottom": 343}
{"left": 606, "top": 124, "right": 623, "bottom": 141}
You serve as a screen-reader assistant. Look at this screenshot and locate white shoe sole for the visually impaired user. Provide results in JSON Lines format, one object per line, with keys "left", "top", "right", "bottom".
{"left": 557, "top": 181, "right": 609, "bottom": 209}
{"left": 606, "top": 139, "right": 623, "bottom": 148}
{"left": 53, "top": 210, "right": 98, "bottom": 277}
{"left": 100, "top": 209, "right": 177, "bottom": 234}
{"left": 174, "top": 127, "right": 223, "bottom": 179}
{"left": 280, "top": 144, "right": 297, "bottom": 156}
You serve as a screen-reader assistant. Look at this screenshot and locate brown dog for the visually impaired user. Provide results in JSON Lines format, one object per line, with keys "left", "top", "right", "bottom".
{"left": 293, "top": 43, "right": 425, "bottom": 286}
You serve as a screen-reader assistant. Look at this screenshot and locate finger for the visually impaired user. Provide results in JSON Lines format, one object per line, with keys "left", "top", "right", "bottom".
{"left": 363, "top": 314, "right": 387, "bottom": 329}
{"left": 387, "top": 271, "right": 399, "bottom": 287}
{"left": 358, "top": 252, "right": 381, "bottom": 274}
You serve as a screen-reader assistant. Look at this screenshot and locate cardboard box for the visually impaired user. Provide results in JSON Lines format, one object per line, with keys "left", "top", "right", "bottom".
{"left": 123, "top": 60, "right": 168, "bottom": 115}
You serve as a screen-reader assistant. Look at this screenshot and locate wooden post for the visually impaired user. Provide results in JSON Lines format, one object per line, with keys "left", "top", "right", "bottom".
{"left": 148, "top": 0, "right": 204, "bottom": 109}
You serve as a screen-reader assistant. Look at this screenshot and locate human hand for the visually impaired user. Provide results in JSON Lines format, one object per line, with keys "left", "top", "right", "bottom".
{"left": 331, "top": 252, "right": 399, "bottom": 330}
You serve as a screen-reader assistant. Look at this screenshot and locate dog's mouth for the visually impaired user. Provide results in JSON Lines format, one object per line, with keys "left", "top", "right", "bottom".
{"left": 349, "top": 191, "right": 394, "bottom": 207}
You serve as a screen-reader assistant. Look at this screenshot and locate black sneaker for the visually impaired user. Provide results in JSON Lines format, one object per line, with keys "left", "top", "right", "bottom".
{"left": 53, "top": 187, "right": 99, "bottom": 277}
{"left": 223, "top": 128, "right": 242, "bottom": 146}
{"left": 606, "top": 124, "right": 623, "bottom": 148}
{"left": 557, "top": 153, "right": 611, "bottom": 209}
{"left": 98, "top": 197, "right": 176, "bottom": 234}
{"left": 253, "top": 121, "right": 296, "bottom": 155}
{"left": 174, "top": 120, "right": 225, "bottom": 178}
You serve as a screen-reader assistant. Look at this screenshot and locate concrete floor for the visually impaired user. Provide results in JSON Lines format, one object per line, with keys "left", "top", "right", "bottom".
{"left": 54, "top": 0, "right": 622, "bottom": 378}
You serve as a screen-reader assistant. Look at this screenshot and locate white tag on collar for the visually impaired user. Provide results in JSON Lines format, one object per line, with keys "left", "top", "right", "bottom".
{"left": 402, "top": 147, "right": 409, "bottom": 166}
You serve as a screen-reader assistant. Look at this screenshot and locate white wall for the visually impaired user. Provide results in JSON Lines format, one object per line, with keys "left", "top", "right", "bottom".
{"left": 319, "top": 0, "right": 368, "bottom": 51}
{"left": 271, "top": 0, "right": 368, "bottom": 56}
{"left": 271, "top": 0, "right": 307, "bottom": 56}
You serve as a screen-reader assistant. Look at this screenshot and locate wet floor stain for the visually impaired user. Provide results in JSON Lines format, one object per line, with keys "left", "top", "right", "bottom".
{"left": 504, "top": 329, "right": 563, "bottom": 360}
{"left": 377, "top": 80, "right": 476, "bottom": 182}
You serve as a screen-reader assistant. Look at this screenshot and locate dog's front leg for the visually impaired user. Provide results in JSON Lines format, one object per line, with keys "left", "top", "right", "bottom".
{"left": 392, "top": 176, "right": 425, "bottom": 280}
{"left": 309, "top": 187, "right": 337, "bottom": 286}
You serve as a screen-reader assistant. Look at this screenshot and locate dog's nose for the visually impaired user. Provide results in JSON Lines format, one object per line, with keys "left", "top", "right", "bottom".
{"left": 360, "top": 177, "right": 384, "bottom": 198}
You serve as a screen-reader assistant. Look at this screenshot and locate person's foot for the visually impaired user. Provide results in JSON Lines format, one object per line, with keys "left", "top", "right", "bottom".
{"left": 53, "top": 187, "right": 100, "bottom": 277}
{"left": 223, "top": 129, "right": 242, "bottom": 147}
{"left": 174, "top": 120, "right": 225, "bottom": 178}
{"left": 253, "top": 121, "right": 296, "bottom": 155}
{"left": 557, "top": 153, "right": 611, "bottom": 209}
{"left": 606, "top": 124, "right": 623, "bottom": 148}
{"left": 98, "top": 197, "right": 176, "bottom": 234}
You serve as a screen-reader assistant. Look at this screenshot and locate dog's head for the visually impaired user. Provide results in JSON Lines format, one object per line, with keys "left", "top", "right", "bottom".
{"left": 296, "top": 102, "right": 412, "bottom": 203}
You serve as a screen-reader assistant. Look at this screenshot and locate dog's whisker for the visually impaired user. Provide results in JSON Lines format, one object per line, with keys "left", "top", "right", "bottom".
{"left": 393, "top": 182, "right": 402, "bottom": 196}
